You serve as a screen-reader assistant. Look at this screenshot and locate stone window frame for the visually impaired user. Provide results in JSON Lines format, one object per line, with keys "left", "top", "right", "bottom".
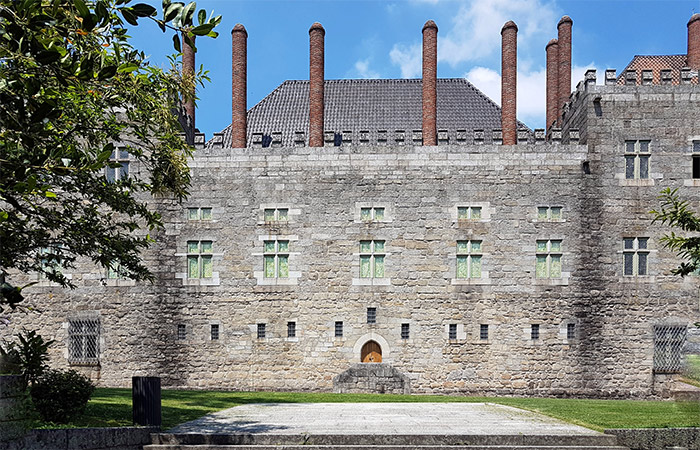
{"left": 253, "top": 234, "right": 301, "bottom": 286}
{"left": 450, "top": 238, "right": 491, "bottom": 286}
{"left": 209, "top": 322, "right": 221, "bottom": 341}
{"left": 352, "top": 239, "right": 391, "bottom": 286}
{"left": 533, "top": 238, "right": 570, "bottom": 286}
{"left": 621, "top": 237, "right": 650, "bottom": 277}
{"left": 286, "top": 321, "right": 297, "bottom": 339}
{"left": 64, "top": 314, "right": 101, "bottom": 366}
{"left": 534, "top": 205, "right": 565, "bottom": 222}
{"left": 285, "top": 319, "right": 299, "bottom": 342}
{"left": 471, "top": 322, "right": 497, "bottom": 344}
{"left": 263, "top": 239, "right": 290, "bottom": 279}
{"left": 257, "top": 204, "right": 300, "bottom": 225}
{"left": 36, "top": 245, "right": 72, "bottom": 286}
{"left": 174, "top": 238, "right": 222, "bottom": 286}
{"left": 366, "top": 307, "right": 377, "bottom": 325}
{"left": 331, "top": 317, "right": 347, "bottom": 342}
{"left": 445, "top": 323, "right": 466, "bottom": 342}
{"left": 104, "top": 261, "right": 136, "bottom": 287}
{"left": 682, "top": 136, "right": 700, "bottom": 187}
{"left": 187, "top": 207, "right": 213, "bottom": 221}
{"left": 618, "top": 139, "right": 655, "bottom": 186}
{"left": 479, "top": 324, "right": 489, "bottom": 341}
{"left": 451, "top": 202, "right": 494, "bottom": 223}
{"left": 354, "top": 202, "right": 393, "bottom": 223}
{"left": 559, "top": 319, "right": 578, "bottom": 343}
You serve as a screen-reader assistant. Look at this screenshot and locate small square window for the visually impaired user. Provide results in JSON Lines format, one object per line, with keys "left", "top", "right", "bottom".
{"left": 264, "top": 208, "right": 289, "bottom": 222}
{"left": 367, "top": 307, "right": 377, "bottom": 324}
{"left": 480, "top": 324, "right": 489, "bottom": 340}
{"left": 177, "top": 324, "right": 186, "bottom": 340}
{"left": 360, "top": 206, "right": 386, "bottom": 222}
{"left": 257, "top": 323, "right": 266, "bottom": 339}
{"left": 287, "top": 321, "right": 296, "bottom": 338}
{"left": 210, "top": 324, "right": 220, "bottom": 340}
{"left": 188, "top": 207, "right": 213, "bottom": 220}
{"left": 335, "top": 321, "right": 343, "bottom": 337}
{"left": 531, "top": 324, "right": 540, "bottom": 340}
{"left": 401, "top": 323, "right": 410, "bottom": 340}
{"left": 457, "top": 206, "right": 481, "bottom": 220}
{"left": 448, "top": 324, "right": 457, "bottom": 340}
{"left": 566, "top": 323, "right": 575, "bottom": 340}
{"left": 537, "top": 206, "right": 563, "bottom": 221}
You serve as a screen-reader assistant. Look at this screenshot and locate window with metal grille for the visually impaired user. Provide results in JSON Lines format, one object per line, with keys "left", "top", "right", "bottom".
{"left": 257, "top": 323, "right": 266, "bottom": 339}
{"left": 366, "top": 307, "right": 377, "bottom": 324}
{"left": 287, "top": 321, "right": 296, "bottom": 338}
{"left": 480, "top": 324, "right": 489, "bottom": 340}
{"left": 177, "top": 324, "right": 186, "bottom": 340}
{"left": 531, "top": 324, "right": 540, "bottom": 340}
{"left": 567, "top": 323, "right": 576, "bottom": 340}
{"left": 401, "top": 323, "right": 410, "bottom": 340}
{"left": 448, "top": 324, "right": 457, "bottom": 340}
{"left": 335, "top": 321, "right": 343, "bottom": 337}
{"left": 653, "top": 325, "right": 687, "bottom": 373}
{"left": 693, "top": 141, "right": 700, "bottom": 179}
{"left": 68, "top": 318, "right": 100, "bottom": 365}
{"left": 210, "top": 324, "right": 219, "bottom": 340}
{"left": 105, "top": 149, "right": 129, "bottom": 182}
{"left": 623, "top": 237, "right": 649, "bottom": 276}
{"left": 624, "top": 140, "right": 651, "bottom": 179}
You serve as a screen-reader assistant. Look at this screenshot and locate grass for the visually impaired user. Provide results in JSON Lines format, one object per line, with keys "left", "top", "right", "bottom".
{"left": 40, "top": 388, "right": 700, "bottom": 432}
{"left": 682, "top": 354, "right": 700, "bottom": 388}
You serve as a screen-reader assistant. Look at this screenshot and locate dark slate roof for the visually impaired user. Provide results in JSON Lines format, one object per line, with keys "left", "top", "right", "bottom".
{"left": 207, "top": 78, "right": 528, "bottom": 148}
{"left": 616, "top": 54, "right": 689, "bottom": 85}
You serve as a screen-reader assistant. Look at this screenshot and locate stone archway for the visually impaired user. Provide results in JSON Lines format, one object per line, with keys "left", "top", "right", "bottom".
{"left": 361, "top": 340, "right": 382, "bottom": 363}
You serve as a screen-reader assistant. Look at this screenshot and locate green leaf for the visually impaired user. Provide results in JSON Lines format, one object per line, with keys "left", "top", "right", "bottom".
{"left": 97, "top": 65, "right": 117, "bottom": 80}
{"left": 0, "top": 211, "right": 8, "bottom": 222}
{"left": 197, "top": 8, "right": 206, "bottom": 25}
{"left": 164, "top": 2, "right": 183, "bottom": 22}
{"left": 74, "top": 0, "right": 90, "bottom": 18}
{"left": 132, "top": 3, "right": 157, "bottom": 17}
{"left": 182, "top": 2, "right": 196, "bottom": 26}
{"left": 120, "top": 8, "right": 139, "bottom": 26}
{"left": 45, "top": 191, "right": 57, "bottom": 198}
{"left": 35, "top": 50, "right": 61, "bottom": 64}
{"left": 172, "top": 33, "right": 181, "bottom": 52}
{"left": 156, "top": 19, "right": 166, "bottom": 32}
{"left": 96, "top": 2, "right": 108, "bottom": 24}
{"left": 191, "top": 23, "right": 214, "bottom": 36}
{"left": 117, "top": 62, "right": 139, "bottom": 73}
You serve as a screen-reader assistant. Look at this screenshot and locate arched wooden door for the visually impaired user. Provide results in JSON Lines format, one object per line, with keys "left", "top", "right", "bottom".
{"left": 361, "top": 340, "right": 382, "bottom": 363}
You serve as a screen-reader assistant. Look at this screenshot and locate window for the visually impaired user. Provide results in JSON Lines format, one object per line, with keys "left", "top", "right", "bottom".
{"left": 287, "top": 321, "right": 296, "bottom": 338}
{"left": 448, "top": 324, "right": 457, "bottom": 340}
{"left": 537, "top": 206, "right": 563, "bottom": 221}
{"left": 188, "top": 207, "right": 213, "bottom": 220}
{"left": 359, "top": 240, "right": 385, "bottom": 278}
{"left": 623, "top": 237, "right": 649, "bottom": 276}
{"left": 693, "top": 141, "right": 700, "bottom": 179}
{"left": 187, "top": 241, "right": 213, "bottom": 278}
{"left": 264, "top": 208, "right": 288, "bottom": 222}
{"left": 360, "top": 207, "right": 385, "bottom": 221}
{"left": 264, "top": 240, "right": 289, "bottom": 278}
{"left": 105, "top": 149, "right": 129, "bottom": 182}
{"left": 367, "top": 307, "right": 377, "bottom": 324}
{"left": 401, "top": 323, "right": 410, "bottom": 340}
{"left": 335, "top": 321, "right": 343, "bottom": 337}
{"left": 536, "top": 240, "right": 562, "bottom": 278}
{"left": 566, "top": 323, "right": 575, "bottom": 340}
{"left": 38, "top": 246, "right": 63, "bottom": 280}
{"left": 68, "top": 318, "right": 99, "bottom": 364}
{"left": 480, "top": 324, "right": 489, "bottom": 340}
{"left": 257, "top": 323, "right": 266, "bottom": 339}
{"left": 177, "top": 324, "right": 186, "bottom": 340}
{"left": 624, "top": 140, "right": 650, "bottom": 179}
{"left": 457, "top": 206, "right": 482, "bottom": 220}
{"left": 653, "top": 325, "right": 687, "bottom": 373}
{"left": 531, "top": 324, "right": 540, "bottom": 340}
{"left": 210, "top": 324, "right": 220, "bottom": 340}
{"left": 456, "top": 240, "right": 482, "bottom": 279}
{"left": 107, "top": 262, "right": 127, "bottom": 279}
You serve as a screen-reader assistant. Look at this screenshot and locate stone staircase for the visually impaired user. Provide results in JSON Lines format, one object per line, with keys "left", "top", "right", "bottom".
{"left": 145, "top": 433, "right": 631, "bottom": 450}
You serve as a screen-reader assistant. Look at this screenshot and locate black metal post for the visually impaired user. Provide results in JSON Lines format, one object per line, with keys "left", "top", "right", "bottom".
{"left": 132, "top": 376, "right": 161, "bottom": 427}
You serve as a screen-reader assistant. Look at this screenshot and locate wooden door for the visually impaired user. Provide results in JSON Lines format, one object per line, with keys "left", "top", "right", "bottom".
{"left": 361, "top": 340, "right": 382, "bottom": 363}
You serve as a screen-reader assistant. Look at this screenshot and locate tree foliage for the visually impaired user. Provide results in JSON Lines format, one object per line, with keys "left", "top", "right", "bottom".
{"left": 650, "top": 187, "right": 700, "bottom": 277}
{"left": 0, "top": 0, "right": 221, "bottom": 309}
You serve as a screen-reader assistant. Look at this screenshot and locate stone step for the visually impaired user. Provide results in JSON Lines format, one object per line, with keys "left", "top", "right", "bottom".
{"left": 144, "top": 445, "right": 630, "bottom": 450}
{"left": 149, "top": 433, "right": 623, "bottom": 447}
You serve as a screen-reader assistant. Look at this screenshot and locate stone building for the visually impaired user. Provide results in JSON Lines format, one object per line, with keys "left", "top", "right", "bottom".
{"left": 6, "top": 14, "right": 700, "bottom": 398}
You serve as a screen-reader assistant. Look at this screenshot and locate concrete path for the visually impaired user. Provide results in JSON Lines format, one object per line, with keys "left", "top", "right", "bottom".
{"left": 168, "top": 403, "right": 600, "bottom": 435}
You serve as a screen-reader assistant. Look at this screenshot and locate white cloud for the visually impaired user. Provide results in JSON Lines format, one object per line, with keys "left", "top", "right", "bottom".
{"left": 389, "top": 43, "right": 422, "bottom": 78}
{"left": 354, "top": 59, "right": 381, "bottom": 79}
{"left": 572, "top": 62, "right": 599, "bottom": 89}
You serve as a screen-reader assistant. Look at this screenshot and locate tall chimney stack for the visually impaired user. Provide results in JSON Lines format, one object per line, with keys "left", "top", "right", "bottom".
{"left": 309, "top": 22, "right": 325, "bottom": 148}
{"left": 557, "top": 16, "right": 572, "bottom": 122}
{"left": 422, "top": 20, "right": 438, "bottom": 146}
{"left": 688, "top": 14, "right": 700, "bottom": 70}
{"left": 545, "top": 38, "right": 559, "bottom": 131}
{"left": 182, "top": 32, "right": 196, "bottom": 133}
{"left": 231, "top": 24, "right": 248, "bottom": 148}
{"left": 501, "top": 21, "right": 518, "bottom": 146}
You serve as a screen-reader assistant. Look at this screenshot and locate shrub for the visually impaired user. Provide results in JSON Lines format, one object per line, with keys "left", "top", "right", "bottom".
{"left": 31, "top": 369, "right": 95, "bottom": 423}
{"left": 0, "top": 330, "right": 54, "bottom": 385}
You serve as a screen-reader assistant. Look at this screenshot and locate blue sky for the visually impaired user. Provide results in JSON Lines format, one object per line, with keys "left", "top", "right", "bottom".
{"left": 130, "top": 0, "right": 700, "bottom": 137}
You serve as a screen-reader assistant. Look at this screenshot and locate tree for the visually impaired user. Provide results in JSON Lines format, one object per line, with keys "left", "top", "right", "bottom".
{"left": 0, "top": 0, "right": 222, "bottom": 310}
{"left": 651, "top": 187, "right": 700, "bottom": 276}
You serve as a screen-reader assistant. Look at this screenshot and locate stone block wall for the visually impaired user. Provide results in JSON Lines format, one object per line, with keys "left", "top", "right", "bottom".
{"left": 0, "top": 376, "right": 28, "bottom": 443}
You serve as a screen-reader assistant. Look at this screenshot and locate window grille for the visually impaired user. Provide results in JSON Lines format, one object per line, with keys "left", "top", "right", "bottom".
{"left": 68, "top": 318, "right": 100, "bottom": 365}
{"left": 401, "top": 323, "right": 410, "bottom": 340}
{"left": 335, "top": 321, "right": 343, "bottom": 337}
{"left": 210, "top": 324, "right": 219, "bottom": 340}
{"left": 567, "top": 323, "right": 576, "bottom": 340}
{"left": 366, "top": 307, "right": 377, "bottom": 324}
{"left": 653, "top": 325, "right": 686, "bottom": 373}
{"left": 531, "top": 324, "right": 540, "bottom": 340}
{"left": 177, "top": 324, "right": 186, "bottom": 340}
{"left": 448, "top": 324, "right": 457, "bottom": 340}
{"left": 287, "top": 321, "right": 296, "bottom": 338}
{"left": 257, "top": 323, "right": 266, "bottom": 339}
{"left": 480, "top": 324, "right": 489, "bottom": 340}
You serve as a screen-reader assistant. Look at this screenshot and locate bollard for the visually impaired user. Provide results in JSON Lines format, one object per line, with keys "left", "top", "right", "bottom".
{"left": 132, "top": 376, "right": 161, "bottom": 427}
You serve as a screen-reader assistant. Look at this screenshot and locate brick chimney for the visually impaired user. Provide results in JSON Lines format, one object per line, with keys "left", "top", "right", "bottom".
{"left": 231, "top": 24, "right": 247, "bottom": 148}
{"left": 182, "top": 32, "right": 195, "bottom": 132}
{"left": 545, "top": 38, "right": 559, "bottom": 131}
{"left": 309, "top": 22, "right": 325, "bottom": 148}
{"left": 688, "top": 14, "right": 700, "bottom": 70}
{"left": 557, "top": 16, "right": 572, "bottom": 122}
{"left": 501, "top": 21, "right": 518, "bottom": 146}
{"left": 422, "top": 20, "right": 438, "bottom": 146}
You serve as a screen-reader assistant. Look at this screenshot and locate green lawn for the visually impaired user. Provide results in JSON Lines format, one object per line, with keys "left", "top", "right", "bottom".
{"left": 683, "top": 354, "right": 700, "bottom": 388}
{"left": 48, "top": 388, "right": 700, "bottom": 432}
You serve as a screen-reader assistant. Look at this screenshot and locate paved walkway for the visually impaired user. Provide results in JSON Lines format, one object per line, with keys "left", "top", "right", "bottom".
{"left": 168, "top": 403, "right": 600, "bottom": 435}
